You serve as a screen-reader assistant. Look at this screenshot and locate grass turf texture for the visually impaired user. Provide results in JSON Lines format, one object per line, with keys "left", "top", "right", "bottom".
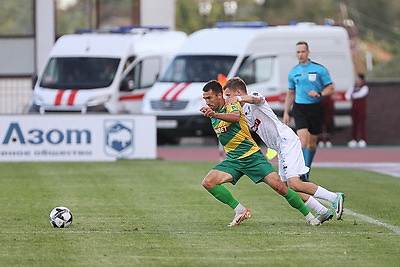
{"left": 0, "top": 160, "right": 399, "bottom": 266}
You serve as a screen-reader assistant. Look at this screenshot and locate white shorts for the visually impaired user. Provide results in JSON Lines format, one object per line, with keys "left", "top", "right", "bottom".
{"left": 277, "top": 134, "right": 309, "bottom": 182}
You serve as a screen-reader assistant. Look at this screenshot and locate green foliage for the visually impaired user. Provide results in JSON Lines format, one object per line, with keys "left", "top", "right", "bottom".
{"left": 0, "top": 160, "right": 399, "bottom": 266}
{"left": 56, "top": 0, "right": 135, "bottom": 35}
{"left": 176, "top": 0, "right": 340, "bottom": 33}
{"left": 367, "top": 54, "right": 400, "bottom": 78}
{"left": 56, "top": 1, "right": 94, "bottom": 35}
{"left": 175, "top": 0, "right": 400, "bottom": 66}
{"left": 175, "top": 0, "right": 202, "bottom": 33}
{"left": 0, "top": 0, "right": 33, "bottom": 35}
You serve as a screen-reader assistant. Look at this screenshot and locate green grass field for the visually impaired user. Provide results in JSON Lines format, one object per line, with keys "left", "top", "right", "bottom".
{"left": 0, "top": 160, "right": 399, "bottom": 266}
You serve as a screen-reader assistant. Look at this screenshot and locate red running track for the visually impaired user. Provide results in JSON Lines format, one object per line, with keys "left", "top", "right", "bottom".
{"left": 157, "top": 146, "right": 400, "bottom": 163}
{"left": 157, "top": 146, "right": 400, "bottom": 177}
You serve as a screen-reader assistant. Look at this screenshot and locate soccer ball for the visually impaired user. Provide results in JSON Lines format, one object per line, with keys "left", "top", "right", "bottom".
{"left": 49, "top": 206, "right": 73, "bottom": 228}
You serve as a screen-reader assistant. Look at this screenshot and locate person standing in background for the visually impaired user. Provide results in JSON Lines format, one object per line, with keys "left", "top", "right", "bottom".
{"left": 318, "top": 95, "right": 335, "bottom": 148}
{"left": 284, "top": 41, "right": 335, "bottom": 181}
{"left": 345, "top": 73, "right": 369, "bottom": 148}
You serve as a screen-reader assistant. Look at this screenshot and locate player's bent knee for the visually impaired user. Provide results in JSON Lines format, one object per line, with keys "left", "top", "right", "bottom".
{"left": 309, "top": 144, "right": 317, "bottom": 151}
{"left": 201, "top": 177, "right": 214, "bottom": 190}
{"left": 276, "top": 182, "right": 288, "bottom": 195}
{"left": 287, "top": 181, "right": 301, "bottom": 191}
{"left": 202, "top": 170, "right": 226, "bottom": 190}
{"left": 287, "top": 177, "right": 303, "bottom": 191}
{"left": 264, "top": 173, "right": 288, "bottom": 195}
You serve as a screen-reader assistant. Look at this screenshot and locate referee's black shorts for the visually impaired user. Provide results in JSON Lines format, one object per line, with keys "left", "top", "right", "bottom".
{"left": 292, "top": 102, "right": 323, "bottom": 135}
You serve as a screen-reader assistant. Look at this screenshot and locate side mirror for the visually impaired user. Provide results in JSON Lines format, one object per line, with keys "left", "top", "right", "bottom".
{"left": 31, "top": 74, "right": 38, "bottom": 90}
{"left": 120, "top": 78, "right": 135, "bottom": 91}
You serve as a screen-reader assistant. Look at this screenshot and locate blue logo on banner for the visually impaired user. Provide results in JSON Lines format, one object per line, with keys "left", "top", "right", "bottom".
{"left": 104, "top": 120, "right": 134, "bottom": 157}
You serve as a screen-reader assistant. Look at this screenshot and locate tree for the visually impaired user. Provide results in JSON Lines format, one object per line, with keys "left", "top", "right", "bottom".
{"left": 0, "top": 0, "right": 33, "bottom": 35}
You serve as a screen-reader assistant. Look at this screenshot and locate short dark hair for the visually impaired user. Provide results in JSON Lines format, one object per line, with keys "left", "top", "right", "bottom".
{"left": 202, "top": 80, "right": 222, "bottom": 94}
{"left": 296, "top": 41, "right": 309, "bottom": 50}
{"left": 357, "top": 73, "right": 365, "bottom": 82}
{"left": 223, "top": 76, "right": 247, "bottom": 93}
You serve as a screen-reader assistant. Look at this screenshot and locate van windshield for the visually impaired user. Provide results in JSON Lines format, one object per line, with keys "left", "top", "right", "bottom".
{"left": 160, "top": 55, "right": 236, "bottom": 83}
{"left": 39, "top": 57, "right": 120, "bottom": 89}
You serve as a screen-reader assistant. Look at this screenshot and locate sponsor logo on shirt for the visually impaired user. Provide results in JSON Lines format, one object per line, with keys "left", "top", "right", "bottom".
{"left": 215, "top": 125, "right": 229, "bottom": 135}
{"left": 251, "top": 118, "right": 261, "bottom": 132}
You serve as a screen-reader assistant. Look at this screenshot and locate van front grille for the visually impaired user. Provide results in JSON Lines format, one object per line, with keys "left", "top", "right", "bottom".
{"left": 150, "top": 100, "right": 188, "bottom": 110}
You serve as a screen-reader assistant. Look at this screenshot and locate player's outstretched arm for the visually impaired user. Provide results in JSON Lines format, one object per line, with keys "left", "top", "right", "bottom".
{"left": 226, "top": 95, "right": 262, "bottom": 105}
{"left": 200, "top": 107, "right": 240, "bottom": 123}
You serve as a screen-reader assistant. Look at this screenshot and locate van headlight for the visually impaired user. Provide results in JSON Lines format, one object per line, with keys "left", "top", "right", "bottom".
{"left": 32, "top": 94, "right": 44, "bottom": 106}
{"left": 86, "top": 94, "right": 111, "bottom": 107}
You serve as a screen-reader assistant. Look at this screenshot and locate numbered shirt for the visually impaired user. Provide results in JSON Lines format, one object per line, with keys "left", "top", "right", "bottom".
{"left": 211, "top": 102, "right": 259, "bottom": 159}
{"left": 288, "top": 60, "right": 333, "bottom": 104}
{"left": 243, "top": 93, "right": 295, "bottom": 151}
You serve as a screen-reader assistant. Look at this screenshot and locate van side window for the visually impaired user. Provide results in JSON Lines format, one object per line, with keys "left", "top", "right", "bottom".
{"left": 141, "top": 57, "right": 162, "bottom": 88}
{"left": 124, "top": 56, "right": 136, "bottom": 70}
{"left": 160, "top": 55, "right": 236, "bottom": 83}
{"left": 237, "top": 56, "right": 275, "bottom": 85}
{"left": 123, "top": 56, "right": 162, "bottom": 90}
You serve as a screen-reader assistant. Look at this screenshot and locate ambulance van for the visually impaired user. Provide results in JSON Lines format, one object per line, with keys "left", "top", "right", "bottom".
{"left": 28, "top": 27, "right": 187, "bottom": 114}
{"left": 141, "top": 22, "right": 354, "bottom": 143}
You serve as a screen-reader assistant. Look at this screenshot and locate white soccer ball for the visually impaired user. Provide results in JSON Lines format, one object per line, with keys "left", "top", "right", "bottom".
{"left": 49, "top": 206, "right": 73, "bottom": 228}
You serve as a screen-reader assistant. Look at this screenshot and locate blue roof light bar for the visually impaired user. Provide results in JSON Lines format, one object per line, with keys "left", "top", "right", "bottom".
{"left": 216, "top": 21, "right": 268, "bottom": 28}
{"left": 75, "top": 26, "right": 170, "bottom": 34}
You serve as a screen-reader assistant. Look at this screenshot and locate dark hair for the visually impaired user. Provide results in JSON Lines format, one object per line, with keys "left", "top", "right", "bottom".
{"left": 223, "top": 76, "right": 247, "bottom": 93}
{"left": 357, "top": 73, "right": 365, "bottom": 82}
{"left": 296, "top": 41, "right": 309, "bottom": 50}
{"left": 202, "top": 80, "right": 222, "bottom": 94}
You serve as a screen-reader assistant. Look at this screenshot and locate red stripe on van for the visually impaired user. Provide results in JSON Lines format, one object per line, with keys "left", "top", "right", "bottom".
{"left": 67, "top": 90, "right": 78, "bottom": 106}
{"left": 264, "top": 92, "right": 348, "bottom": 103}
{"left": 171, "top": 82, "right": 190, "bottom": 100}
{"left": 54, "top": 90, "right": 65, "bottom": 106}
{"left": 161, "top": 83, "right": 180, "bottom": 100}
{"left": 119, "top": 93, "right": 145, "bottom": 101}
{"left": 265, "top": 93, "right": 286, "bottom": 103}
{"left": 332, "top": 91, "right": 346, "bottom": 101}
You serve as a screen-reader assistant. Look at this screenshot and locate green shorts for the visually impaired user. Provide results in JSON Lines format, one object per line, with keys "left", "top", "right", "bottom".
{"left": 213, "top": 150, "right": 276, "bottom": 185}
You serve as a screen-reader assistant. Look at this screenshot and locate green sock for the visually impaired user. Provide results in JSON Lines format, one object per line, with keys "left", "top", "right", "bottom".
{"left": 284, "top": 188, "right": 310, "bottom": 216}
{"left": 208, "top": 185, "right": 239, "bottom": 209}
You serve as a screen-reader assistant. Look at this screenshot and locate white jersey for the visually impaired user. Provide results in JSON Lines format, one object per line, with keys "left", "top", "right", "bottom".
{"left": 243, "top": 92, "right": 309, "bottom": 181}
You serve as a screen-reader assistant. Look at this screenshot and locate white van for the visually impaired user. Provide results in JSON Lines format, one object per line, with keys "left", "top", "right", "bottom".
{"left": 28, "top": 27, "right": 187, "bottom": 114}
{"left": 142, "top": 22, "right": 354, "bottom": 143}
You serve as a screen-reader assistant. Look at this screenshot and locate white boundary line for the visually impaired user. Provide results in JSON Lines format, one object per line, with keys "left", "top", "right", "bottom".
{"left": 314, "top": 162, "right": 400, "bottom": 178}
{"left": 316, "top": 197, "right": 400, "bottom": 234}
{"left": 313, "top": 162, "right": 400, "bottom": 233}
{"left": 344, "top": 208, "right": 400, "bottom": 234}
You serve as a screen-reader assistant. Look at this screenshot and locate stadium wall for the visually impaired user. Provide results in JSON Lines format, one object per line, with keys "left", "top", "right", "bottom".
{"left": 331, "top": 79, "right": 400, "bottom": 146}
{"left": 365, "top": 79, "right": 400, "bottom": 146}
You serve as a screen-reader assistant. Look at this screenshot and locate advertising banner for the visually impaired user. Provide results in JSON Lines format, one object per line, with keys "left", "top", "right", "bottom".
{"left": 0, "top": 115, "right": 156, "bottom": 161}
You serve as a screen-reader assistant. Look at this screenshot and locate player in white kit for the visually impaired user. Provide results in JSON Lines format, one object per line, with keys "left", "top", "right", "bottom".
{"left": 223, "top": 77, "right": 345, "bottom": 222}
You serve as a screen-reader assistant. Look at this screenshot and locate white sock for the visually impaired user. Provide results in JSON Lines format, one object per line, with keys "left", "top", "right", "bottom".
{"left": 234, "top": 203, "right": 246, "bottom": 214}
{"left": 305, "top": 196, "right": 329, "bottom": 214}
{"left": 314, "top": 186, "right": 337, "bottom": 202}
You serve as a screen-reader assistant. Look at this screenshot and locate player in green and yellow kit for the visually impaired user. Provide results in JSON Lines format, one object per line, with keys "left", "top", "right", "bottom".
{"left": 200, "top": 80, "right": 320, "bottom": 226}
